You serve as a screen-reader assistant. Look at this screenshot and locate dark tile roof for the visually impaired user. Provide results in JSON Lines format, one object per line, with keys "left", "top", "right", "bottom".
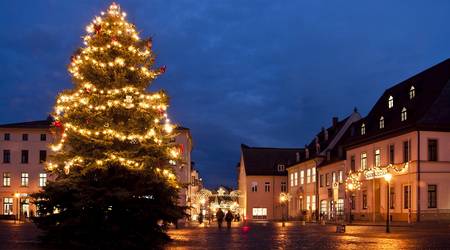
{"left": 345, "top": 58, "right": 450, "bottom": 148}
{"left": 241, "top": 144, "right": 304, "bottom": 176}
{"left": 0, "top": 120, "right": 51, "bottom": 129}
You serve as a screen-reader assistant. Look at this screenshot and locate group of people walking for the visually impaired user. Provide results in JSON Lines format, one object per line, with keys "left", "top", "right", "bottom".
{"left": 197, "top": 208, "right": 239, "bottom": 229}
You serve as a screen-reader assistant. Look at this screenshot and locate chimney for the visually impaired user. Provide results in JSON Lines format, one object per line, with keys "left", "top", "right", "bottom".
{"left": 332, "top": 117, "right": 338, "bottom": 127}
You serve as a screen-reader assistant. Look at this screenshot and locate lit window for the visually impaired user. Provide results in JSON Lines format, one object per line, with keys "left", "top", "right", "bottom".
{"left": 3, "top": 198, "right": 13, "bottom": 215}
{"left": 281, "top": 182, "right": 287, "bottom": 192}
{"left": 251, "top": 182, "right": 258, "bottom": 192}
{"left": 21, "top": 172, "right": 29, "bottom": 187}
{"left": 338, "top": 170, "right": 343, "bottom": 183}
{"left": 39, "top": 173, "right": 47, "bottom": 187}
{"left": 3, "top": 172, "right": 11, "bottom": 187}
{"left": 375, "top": 149, "right": 381, "bottom": 167}
{"left": 294, "top": 172, "right": 298, "bottom": 186}
{"left": 300, "top": 170, "right": 304, "bottom": 185}
{"left": 401, "top": 107, "right": 407, "bottom": 121}
{"left": 290, "top": 173, "right": 294, "bottom": 187}
{"left": 409, "top": 86, "right": 415, "bottom": 99}
{"left": 307, "top": 169, "right": 311, "bottom": 183}
{"left": 360, "top": 152, "right": 367, "bottom": 170}
{"left": 379, "top": 116, "right": 384, "bottom": 129}
{"left": 311, "top": 195, "right": 316, "bottom": 211}
{"left": 306, "top": 196, "right": 311, "bottom": 211}
{"left": 388, "top": 96, "right": 394, "bottom": 109}
{"left": 312, "top": 167, "right": 316, "bottom": 183}
{"left": 277, "top": 164, "right": 285, "bottom": 172}
{"left": 252, "top": 208, "right": 267, "bottom": 219}
{"left": 264, "top": 182, "right": 270, "bottom": 192}
{"left": 361, "top": 123, "right": 366, "bottom": 135}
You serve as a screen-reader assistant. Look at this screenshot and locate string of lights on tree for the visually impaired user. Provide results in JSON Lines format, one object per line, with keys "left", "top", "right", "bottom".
{"left": 47, "top": 3, "right": 181, "bottom": 186}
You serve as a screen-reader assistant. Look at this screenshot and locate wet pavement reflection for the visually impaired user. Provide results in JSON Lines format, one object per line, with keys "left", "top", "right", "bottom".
{"left": 166, "top": 221, "right": 450, "bottom": 249}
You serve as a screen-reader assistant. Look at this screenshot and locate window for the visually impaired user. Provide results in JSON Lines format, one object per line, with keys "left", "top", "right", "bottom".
{"left": 307, "top": 169, "right": 311, "bottom": 183}
{"left": 409, "top": 86, "right": 415, "bottom": 99}
{"left": 277, "top": 164, "right": 285, "bottom": 172}
{"left": 300, "top": 170, "right": 304, "bottom": 185}
{"left": 388, "top": 95, "right": 394, "bottom": 109}
{"left": 311, "top": 195, "right": 316, "bottom": 211}
{"left": 3, "top": 198, "right": 13, "bottom": 215}
{"left": 362, "top": 191, "right": 368, "bottom": 209}
{"left": 281, "top": 182, "right": 287, "bottom": 192}
{"left": 351, "top": 194, "right": 356, "bottom": 210}
{"left": 389, "top": 144, "right": 395, "bottom": 164}
{"left": 252, "top": 208, "right": 267, "bottom": 219}
{"left": 338, "top": 170, "right": 343, "bottom": 183}
{"left": 325, "top": 173, "right": 330, "bottom": 186}
{"left": 403, "top": 141, "right": 410, "bottom": 162}
{"left": 332, "top": 172, "right": 336, "bottom": 183}
{"left": 4, "top": 133, "right": 10, "bottom": 141}
{"left": 3, "top": 172, "right": 11, "bottom": 187}
{"left": 264, "top": 182, "right": 270, "bottom": 192}
{"left": 21, "top": 172, "right": 29, "bottom": 187}
{"left": 319, "top": 174, "right": 324, "bottom": 187}
{"left": 336, "top": 199, "right": 344, "bottom": 216}
{"left": 290, "top": 173, "right": 294, "bottom": 187}
{"left": 312, "top": 167, "right": 316, "bottom": 183}
{"left": 360, "top": 152, "right": 367, "bottom": 170}
{"left": 39, "top": 173, "right": 47, "bottom": 187}
{"left": 3, "top": 150, "right": 10, "bottom": 163}
{"left": 379, "top": 116, "right": 385, "bottom": 129}
{"left": 428, "top": 185, "right": 437, "bottom": 208}
{"left": 306, "top": 196, "right": 311, "bottom": 211}
{"left": 403, "top": 185, "right": 411, "bottom": 209}
{"left": 294, "top": 172, "right": 298, "bottom": 186}
{"left": 22, "top": 134, "right": 28, "bottom": 141}
{"left": 374, "top": 149, "right": 381, "bottom": 167}
{"left": 401, "top": 107, "right": 407, "bottom": 121}
{"left": 40, "top": 133, "right": 47, "bottom": 141}
{"left": 21, "top": 150, "right": 28, "bottom": 164}
{"left": 361, "top": 123, "right": 366, "bottom": 135}
{"left": 390, "top": 188, "right": 395, "bottom": 209}
{"left": 350, "top": 155, "right": 355, "bottom": 171}
{"left": 251, "top": 182, "right": 258, "bottom": 192}
{"left": 428, "top": 139, "right": 438, "bottom": 161}
{"left": 39, "top": 150, "right": 47, "bottom": 164}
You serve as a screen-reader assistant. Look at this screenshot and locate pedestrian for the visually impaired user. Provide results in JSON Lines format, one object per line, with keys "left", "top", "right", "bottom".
{"left": 225, "top": 210, "right": 233, "bottom": 229}
{"left": 236, "top": 213, "right": 240, "bottom": 222}
{"left": 216, "top": 208, "right": 224, "bottom": 229}
{"left": 198, "top": 212, "right": 203, "bottom": 224}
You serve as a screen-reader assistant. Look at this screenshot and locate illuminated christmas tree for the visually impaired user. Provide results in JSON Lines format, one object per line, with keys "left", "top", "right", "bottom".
{"left": 33, "top": 3, "right": 184, "bottom": 248}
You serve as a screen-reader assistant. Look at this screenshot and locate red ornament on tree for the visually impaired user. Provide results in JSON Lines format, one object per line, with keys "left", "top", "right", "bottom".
{"left": 53, "top": 120, "right": 62, "bottom": 128}
{"left": 159, "top": 66, "right": 166, "bottom": 74}
{"left": 94, "top": 24, "right": 102, "bottom": 34}
{"left": 146, "top": 38, "right": 153, "bottom": 49}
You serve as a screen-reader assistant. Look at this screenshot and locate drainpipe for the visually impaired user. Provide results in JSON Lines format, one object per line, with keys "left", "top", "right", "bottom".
{"left": 417, "top": 131, "right": 421, "bottom": 222}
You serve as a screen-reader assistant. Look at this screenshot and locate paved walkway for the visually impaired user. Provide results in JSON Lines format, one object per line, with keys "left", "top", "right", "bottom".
{"left": 167, "top": 221, "right": 450, "bottom": 249}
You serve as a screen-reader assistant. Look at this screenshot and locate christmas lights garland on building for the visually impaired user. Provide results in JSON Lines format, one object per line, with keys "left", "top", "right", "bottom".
{"left": 47, "top": 3, "right": 181, "bottom": 184}
{"left": 345, "top": 162, "right": 409, "bottom": 191}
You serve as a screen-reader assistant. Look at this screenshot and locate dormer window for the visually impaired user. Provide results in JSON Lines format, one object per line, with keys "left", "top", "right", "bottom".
{"left": 409, "top": 86, "right": 415, "bottom": 99}
{"left": 379, "top": 116, "right": 385, "bottom": 129}
{"left": 361, "top": 123, "right": 366, "bottom": 135}
{"left": 277, "top": 164, "right": 285, "bottom": 172}
{"left": 388, "top": 96, "right": 394, "bottom": 109}
{"left": 401, "top": 107, "right": 407, "bottom": 121}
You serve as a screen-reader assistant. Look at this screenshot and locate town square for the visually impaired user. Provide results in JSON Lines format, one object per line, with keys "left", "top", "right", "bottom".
{"left": 0, "top": 1, "right": 450, "bottom": 249}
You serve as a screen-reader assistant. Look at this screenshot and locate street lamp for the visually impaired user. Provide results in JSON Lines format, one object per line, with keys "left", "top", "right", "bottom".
{"left": 347, "top": 183, "right": 354, "bottom": 224}
{"left": 14, "top": 192, "right": 20, "bottom": 223}
{"left": 279, "top": 192, "right": 289, "bottom": 227}
{"left": 384, "top": 173, "right": 392, "bottom": 233}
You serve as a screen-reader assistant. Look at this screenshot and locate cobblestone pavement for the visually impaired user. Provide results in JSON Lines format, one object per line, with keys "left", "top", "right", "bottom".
{"left": 166, "top": 221, "right": 450, "bottom": 250}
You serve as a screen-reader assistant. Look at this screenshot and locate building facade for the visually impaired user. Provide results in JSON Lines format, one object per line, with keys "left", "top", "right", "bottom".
{"left": 0, "top": 119, "right": 194, "bottom": 219}
{"left": 344, "top": 59, "right": 450, "bottom": 222}
{"left": 238, "top": 144, "right": 303, "bottom": 220}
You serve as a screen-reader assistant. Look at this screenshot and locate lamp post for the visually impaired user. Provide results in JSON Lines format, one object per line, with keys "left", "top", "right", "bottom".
{"left": 280, "top": 193, "right": 287, "bottom": 227}
{"left": 347, "top": 183, "right": 354, "bottom": 224}
{"left": 384, "top": 173, "right": 392, "bottom": 233}
{"left": 14, "top": 192, "right": 20, "bottom": 223}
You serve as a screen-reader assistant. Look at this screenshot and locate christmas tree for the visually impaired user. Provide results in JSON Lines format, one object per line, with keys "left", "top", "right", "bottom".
{"left": 32, "top": 3, "right": 185, "bottom": 248}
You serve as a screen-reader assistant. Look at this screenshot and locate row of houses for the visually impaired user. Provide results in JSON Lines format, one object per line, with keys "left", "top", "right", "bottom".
{"left": 238, "top": 58, "right": 450, "bottom": 222}
{"left": 0, "top": 120, "right": 203, "bottom": 219}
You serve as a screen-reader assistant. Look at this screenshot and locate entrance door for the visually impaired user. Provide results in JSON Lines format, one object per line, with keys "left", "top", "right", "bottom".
{"left": 21, "top": 199, "right": 30, "bottom": 218}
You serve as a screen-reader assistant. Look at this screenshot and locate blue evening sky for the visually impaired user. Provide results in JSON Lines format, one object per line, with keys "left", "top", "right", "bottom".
{"left": 0, "top": 0, "right": 449, "bottom": 188}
